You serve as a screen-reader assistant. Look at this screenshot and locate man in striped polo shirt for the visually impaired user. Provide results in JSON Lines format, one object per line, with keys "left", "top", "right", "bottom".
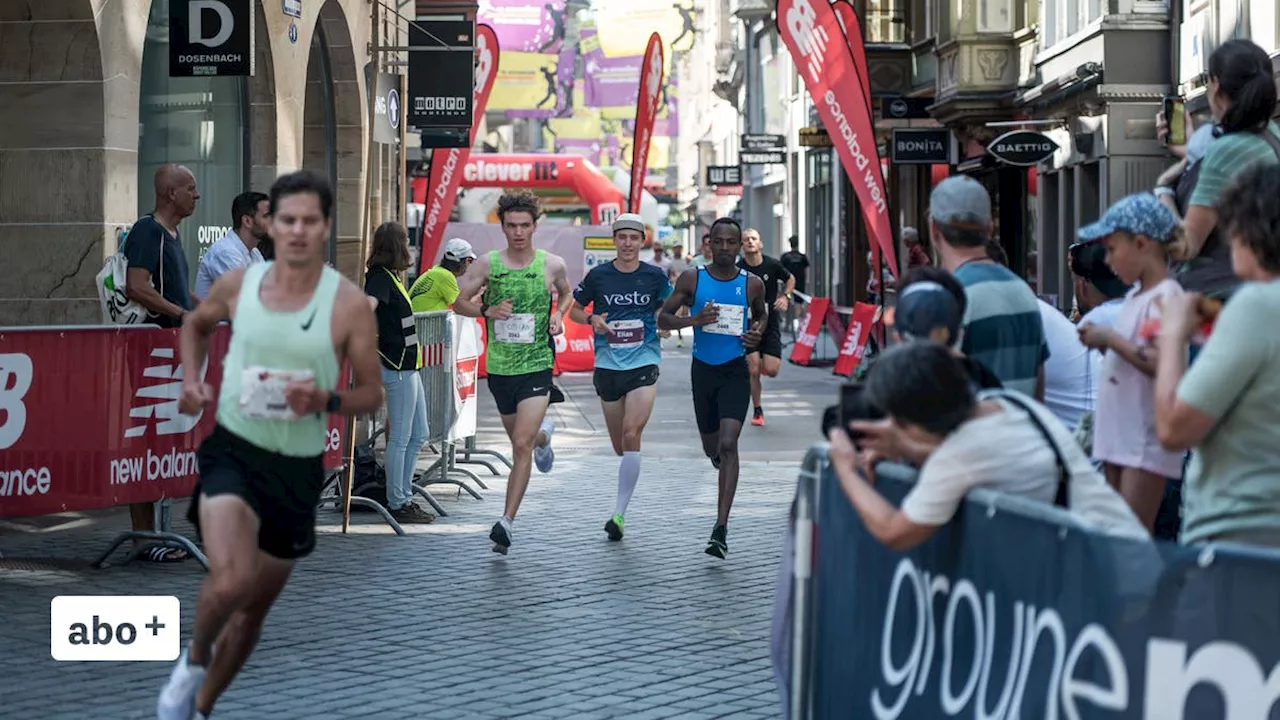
{"left": 927, "top": 176, "right": 1048, "bottom": 399}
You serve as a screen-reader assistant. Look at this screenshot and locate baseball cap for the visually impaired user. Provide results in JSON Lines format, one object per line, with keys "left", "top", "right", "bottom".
{"left": 928, "top": 176, "right": 993, "bottom": 230}
{"left": 891, "top": 281, "right": 965, "bottom": 347}
{"left": 1077, "top": 193, "right": 1179, "bottom": 244}
{"left": 443, "top": 238, "right": 476, "bottom": 261}
{"left": 1068, "top": 240, "right": 1131, "bottom": 298}
{"left": 612, "top": 213, "right": 645, "bottom": 235}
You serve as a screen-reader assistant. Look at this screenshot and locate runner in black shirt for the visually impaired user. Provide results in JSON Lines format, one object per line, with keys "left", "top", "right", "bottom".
{"left": 779, "top": 236, "right": 809, "bottom": 294}
{"left": 737, "top": 228, "right": 794, "bottom": 427}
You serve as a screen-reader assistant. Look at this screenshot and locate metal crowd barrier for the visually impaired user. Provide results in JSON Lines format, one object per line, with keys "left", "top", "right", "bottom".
{"left": 410, "top": 311, "right": 485, "bottom": 511}
{"left": 775, "top": 443, "right": 1280, "bottom": 720}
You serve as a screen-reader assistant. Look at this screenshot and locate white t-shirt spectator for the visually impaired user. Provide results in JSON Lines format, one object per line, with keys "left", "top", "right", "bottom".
{"left": 1078, "top": 299, "right": 1124, "bottom": 406}
{"left": 901, "top": 391, "right": 1148, "bottom": 539}
{"left": 1037, "top": 299, "right": 1093, "bottom": 431}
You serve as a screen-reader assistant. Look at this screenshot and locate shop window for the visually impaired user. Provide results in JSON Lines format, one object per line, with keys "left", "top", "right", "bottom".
{"left": 867, "top": 0, "right": 907, "bottom": 43}
{"left": 137, "top": 0, "right": 249, "bottom": 280}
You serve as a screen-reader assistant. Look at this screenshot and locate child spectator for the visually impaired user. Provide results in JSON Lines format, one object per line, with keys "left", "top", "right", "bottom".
{"left": 1076, "top": 193, "right": 1189, "bottom": 532}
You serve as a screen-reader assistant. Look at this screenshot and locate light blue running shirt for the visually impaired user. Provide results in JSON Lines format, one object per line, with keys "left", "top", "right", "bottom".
{"left": 573, "top": 261, "right": 672, "bottom": 371}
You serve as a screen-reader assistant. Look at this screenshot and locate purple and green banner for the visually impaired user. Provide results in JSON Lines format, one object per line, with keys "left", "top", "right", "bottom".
{"left": 477, "top": 0, "right": 569, "bottom": 54}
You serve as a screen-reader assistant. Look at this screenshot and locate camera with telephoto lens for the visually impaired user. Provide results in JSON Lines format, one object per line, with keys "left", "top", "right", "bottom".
{"left": 821, "top": 383, "right": 885, "bottom": 442}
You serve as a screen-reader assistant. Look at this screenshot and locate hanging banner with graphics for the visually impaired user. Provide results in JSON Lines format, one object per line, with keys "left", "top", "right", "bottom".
{"left": 629, "top": 33, "right": 664, "bottom": 214}
{"left": 832, "top": 301, "right": 878, "bottom": 377}
{"left": 408, "top": 17, "right": 474, "bottom": 130}
{"left": 580, "top": 26, "right": 675, "bottom": 121}
{"left": 778, "top": 0, "right": 898, "bottom": 275}
{"left": 788, "top": 296, "right": 831, "bottom": 366}
{"left": 592, "top": 0, "right": 696, "bottom": 56}
{"left": 418, "top": 24, "right": 500, "bottom": 276}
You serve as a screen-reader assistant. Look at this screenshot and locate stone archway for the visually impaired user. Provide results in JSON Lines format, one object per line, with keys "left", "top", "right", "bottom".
{"left": 0, "top": 0, "right": 109, "bottom": 323}
{"left": 303, "top": 0, "right": 364, "bottom": 280}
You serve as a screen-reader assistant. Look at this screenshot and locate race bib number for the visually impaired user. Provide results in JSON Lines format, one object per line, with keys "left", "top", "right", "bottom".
{"left": 493, "top": 313, "right": 536, "bottom": 344}
{"left": 705, "top": 304, "right": 745, "bottom": 337}
{"left": 607, "top": 319, "right": 645, "bottom": 349}
{"left": 240, "top": 366, "right": 315, "bottom": 421}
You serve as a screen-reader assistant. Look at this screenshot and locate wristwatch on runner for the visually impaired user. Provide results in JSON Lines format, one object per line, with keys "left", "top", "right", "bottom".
{"left": 325, "top": 391, "right": 341, "bottom": 413}
{"left": 480, "top": 302, "right": 490, "bottom": 318}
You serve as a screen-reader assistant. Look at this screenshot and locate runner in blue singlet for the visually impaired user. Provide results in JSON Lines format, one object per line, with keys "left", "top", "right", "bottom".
{"left": 569, "top": 213, "right": 673, "bottom": 541}
{"left": 658, "top": 217, "right": 767, "bottom": 558}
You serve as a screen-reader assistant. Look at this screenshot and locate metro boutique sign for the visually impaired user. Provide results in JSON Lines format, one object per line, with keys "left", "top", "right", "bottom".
{"left": 170, "top": 0, "right": 254, "bottom": 77}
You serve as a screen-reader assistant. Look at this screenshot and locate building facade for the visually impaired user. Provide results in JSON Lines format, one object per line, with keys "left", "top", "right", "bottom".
{"left": 0, "top": 0, "right": 402, "bottom": 325}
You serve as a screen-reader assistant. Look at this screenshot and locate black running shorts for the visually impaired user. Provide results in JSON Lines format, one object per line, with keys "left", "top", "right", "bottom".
{"left": 187, "top": 425, "right": 326, "bottom": 561}
{"left": 750, "top": 314, "right": 783, "bottom": 359}
{"left": 593, "top": 364, "right": 660, "bottom": 403}
{"left": 487, "top": 369, "right": 554, "bottom": 416}
{"left": 690, "top": 356, "right": 751, "bottom": 434}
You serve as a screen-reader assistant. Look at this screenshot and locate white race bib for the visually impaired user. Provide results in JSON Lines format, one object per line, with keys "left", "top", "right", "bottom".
{"left": 493, "top": 313, "right": 537, "bottom": 344}
{"left": 705, "top": 304, "right": 745, "bottom": 336}
{"left": 606, "top": 319, "right": 646, "bottom": 349}
{"left": 240, "top": 366, "right": 315, "bottom": 421}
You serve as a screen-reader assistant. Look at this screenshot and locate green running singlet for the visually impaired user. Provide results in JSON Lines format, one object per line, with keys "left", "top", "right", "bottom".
{"left": 216, "top": 262, "right": 342, "bottom": 457}
{"left": 484, "top": 249, "right": 553, "bottom": 375}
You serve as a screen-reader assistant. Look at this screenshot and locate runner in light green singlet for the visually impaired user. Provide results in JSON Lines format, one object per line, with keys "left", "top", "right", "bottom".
{"left": 453, "top": 189, "right": 576, "bottom": 555}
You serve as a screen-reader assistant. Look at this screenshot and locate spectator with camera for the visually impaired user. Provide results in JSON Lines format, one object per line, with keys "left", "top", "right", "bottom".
{"left": 826, "top": 342, "right": 1147, "bottom": 551}
{"left": 1155, "top": 163, "right": 1280, "bottom": 548}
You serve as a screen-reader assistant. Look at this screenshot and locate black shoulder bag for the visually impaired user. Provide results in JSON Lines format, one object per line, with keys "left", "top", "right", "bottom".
{"left": 991, "top": 392, "right": 1071, "bottom": 509}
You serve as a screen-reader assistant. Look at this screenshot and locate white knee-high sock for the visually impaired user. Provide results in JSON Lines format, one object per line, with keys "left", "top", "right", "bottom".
{"left": 615, "top": 451, "right": 641, "bottom": 517}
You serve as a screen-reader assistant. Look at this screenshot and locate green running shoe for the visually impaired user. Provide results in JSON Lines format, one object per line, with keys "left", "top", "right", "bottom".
{"left": 604, "top": 514, "right": 625, "bottom": 541}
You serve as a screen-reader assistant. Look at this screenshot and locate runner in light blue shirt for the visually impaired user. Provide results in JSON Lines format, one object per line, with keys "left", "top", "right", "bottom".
{"left": 569, "top": 213, "right": 672, "bottom": 542}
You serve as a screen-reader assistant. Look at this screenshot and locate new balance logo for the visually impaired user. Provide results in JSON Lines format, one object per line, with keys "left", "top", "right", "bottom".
{"left": 125, "top": 348, "right": 208, "bottom": 438}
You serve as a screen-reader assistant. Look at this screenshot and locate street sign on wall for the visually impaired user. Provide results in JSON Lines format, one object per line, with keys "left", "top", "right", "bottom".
{"left": 890, "top": 128, "right": 954, "bottom": 165}
{"left": 742, "top": 134, "right": 786, "bottom": 152}
{"left": 741, "top": 151, "right": 785, "bottom": 165}
{"left": 706, "top": 165, "right": 743, "bottom": 186}
{"left": 987, "top": 130, "right": 1060, "bottom": 166}
{"left": 169, "top": 0, "right": 254, "bottom": 77}
{"left": 408, "top": 17, "right": 474, "bottom": 131}
{"left": 371, "top": 70, "right": 403, "bottom": 145}
{"left": 881, "top": 95, "right": 933, "bottom": 120}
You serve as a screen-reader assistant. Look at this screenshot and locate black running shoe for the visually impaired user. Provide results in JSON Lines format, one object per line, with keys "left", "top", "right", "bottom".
{"left": 489, "top": 521, "right": 511, "bottom": 555}
{"left": 705, "top": 524, "right": 728, "bottom": 559}
{"left": 710, "top": 454, "right": 721, "bottom": 470}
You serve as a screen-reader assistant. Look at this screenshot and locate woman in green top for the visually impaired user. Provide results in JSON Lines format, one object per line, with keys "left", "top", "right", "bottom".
{"left": 365, "top": 223, "right": 435, "bottom": 524}
{"left": 1156, "top": 39, "right": 1280, "bottom": 301}
{"left": 409, "top": 237, "right": 476, "bottom": 312}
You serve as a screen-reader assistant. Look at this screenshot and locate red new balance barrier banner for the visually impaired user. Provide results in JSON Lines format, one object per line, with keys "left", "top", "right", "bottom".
{"left": 789, "top": 297, "right": 831, "bottom": 366}
{"left": 832, "top": 301, "right": 878, "bottom": 377}
{"left": 628, "top": 33, "right": 665, "bottom": 214}
{"left": 0, "top": 327, "right": 350, "bottom": 518}
{"left": 555, "top": 302, "right": 597, "bottom": 373}
{"left": 418, "top": 24, "right": 500, "bottom": 275}
{"left": 779, "top": 0, "right": 898, "bottom": 275}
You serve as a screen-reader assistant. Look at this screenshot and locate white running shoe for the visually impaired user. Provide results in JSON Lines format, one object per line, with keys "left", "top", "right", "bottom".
{"left": 157, "top": 648, "right": 206, "bottom": 720}
{"left": 534, "top": 419, "right": 555, "bottom": 473}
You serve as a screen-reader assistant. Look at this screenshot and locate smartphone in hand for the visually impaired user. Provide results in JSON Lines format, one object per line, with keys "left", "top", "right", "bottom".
{"left": 1163, "top": 95, "right": 1187, "bottom": 146}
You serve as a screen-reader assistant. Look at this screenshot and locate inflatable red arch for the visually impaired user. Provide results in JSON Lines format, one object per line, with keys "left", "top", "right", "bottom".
{"left": 412, "top": 153, "right": 627, "bottom": 225}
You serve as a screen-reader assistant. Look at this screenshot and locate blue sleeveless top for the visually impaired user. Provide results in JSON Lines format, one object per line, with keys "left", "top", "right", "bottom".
{"left": 691, "top": 266, "right": 750, "bottom": 366}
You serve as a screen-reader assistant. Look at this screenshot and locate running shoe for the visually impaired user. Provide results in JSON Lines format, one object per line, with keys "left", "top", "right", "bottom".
{"left": 751, "top": 408, "right": 765, "bottom": 427}
{"left": 157, "top": 648, "right": 207, "bottom": 720}
{"left": 534, "top": 419, "right": 556, "bottom": 473}
{"left": 705, "top": 524, "right": 728, "bottom": 559}
{"left": 489, "top": 520, "right": 512, "bottom": 555}
{"left": 710, "top": 454, "right": 721, "bottom": 470}
{"left": 604, "top": 514, "right": 625, "bottom": 541}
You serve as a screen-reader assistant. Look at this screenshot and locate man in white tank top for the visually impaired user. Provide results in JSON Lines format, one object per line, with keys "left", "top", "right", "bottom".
{"left": 156, "top": 171, "right": 385, "bottom": 720}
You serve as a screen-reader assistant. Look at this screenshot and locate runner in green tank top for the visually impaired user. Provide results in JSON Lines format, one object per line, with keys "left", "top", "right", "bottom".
{"left": 454, "top": 189, "right": 575, "bottom": 555}
{"left": 156, "top": 172, "right": 384, "bottom": 720}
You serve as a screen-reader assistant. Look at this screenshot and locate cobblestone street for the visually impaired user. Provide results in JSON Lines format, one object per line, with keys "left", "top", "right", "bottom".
{"left": 0, "top": 342, "right": 842, "bottom": 719}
